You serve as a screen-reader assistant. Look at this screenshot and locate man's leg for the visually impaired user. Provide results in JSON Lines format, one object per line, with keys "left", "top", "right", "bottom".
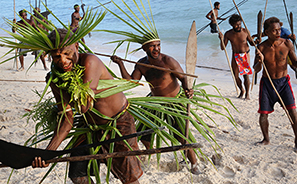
{"left": 19, "top": 55, "right": 24, "bottom": 71}
{"left": 71, "top": 177, "right": 94, "bottom": 184}
{"left": 243, "top": 74, "right": 250, "bottom": 100}
{"left": 288, "top": 109, "right": 297, "bottom": 148}
{"left": 231, "top": 58, "right": 244, "bottom": 98}
{"left": 40, "top": 53, "right": 48, "bottom": 70}
{"left": 258, "top": 113, "right": 270, "bottom": 145}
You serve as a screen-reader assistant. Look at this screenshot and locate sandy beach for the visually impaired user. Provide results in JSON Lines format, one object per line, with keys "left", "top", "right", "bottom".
{"left": 1, "top": 45, "right": 297, "bottom": 184}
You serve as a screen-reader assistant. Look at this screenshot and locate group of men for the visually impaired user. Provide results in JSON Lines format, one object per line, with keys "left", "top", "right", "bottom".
{"left": 10, "top": 2, "right": 297, "bottom": 184}
{"left": 207, "top": 3, "right": 297, "bottom": 149}
{"left": 13, "top": 4, "right": 85, "bottom": 71}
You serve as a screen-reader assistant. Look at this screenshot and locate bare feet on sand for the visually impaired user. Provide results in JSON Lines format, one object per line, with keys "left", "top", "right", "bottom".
{"left": 255, "top": 139, "right": 270, "bottom": 145}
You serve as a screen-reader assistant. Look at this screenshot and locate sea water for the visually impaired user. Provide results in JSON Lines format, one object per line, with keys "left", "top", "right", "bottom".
{"left": 0, "top": 0, "right": 296, "bottom": 72}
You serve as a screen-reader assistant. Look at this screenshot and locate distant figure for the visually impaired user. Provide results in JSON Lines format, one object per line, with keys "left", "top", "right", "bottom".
{"left": 12, "top": 9, "right": 48, "bottom": 71}
{"left": 253, "top": 17, "right": 297, "bottom": 150}
{"left": 205, "top": 1, "right": 226, "bottom": 33}
{"left": 218, "top": 14, "right": 254, "bottom": 99}
{"left": 70, "top": 4, "right": 85, "bottom": 44}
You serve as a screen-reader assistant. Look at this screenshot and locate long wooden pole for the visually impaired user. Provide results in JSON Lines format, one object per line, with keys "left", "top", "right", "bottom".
{"left": 13, "top": 0, "right": 18, "bottom": 70}
{"left": 232, "top": 0, "right": 294, "bottom": 126}
{"left": 208, "top": 0, "right": 239, "bottom": 95}
{"left": 45, "top": 143, "right": 202, "bottom": 164}
{"left": 0, "top": 144, "right": 202, "bottom": 168}
{"left": 94, "top": 52, "right": 198, "bottom": 78}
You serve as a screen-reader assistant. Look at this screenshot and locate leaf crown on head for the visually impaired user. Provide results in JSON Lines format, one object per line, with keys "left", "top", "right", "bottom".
{"left": 98, "top": 0, "right": 160, "bottom": 53}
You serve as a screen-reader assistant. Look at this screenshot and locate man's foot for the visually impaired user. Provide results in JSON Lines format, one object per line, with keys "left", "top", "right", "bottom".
{"left": 237, "top": 90, "right": 245, "bottom": 98}
{"left": 44, "top": 67, "right": 49, "bottom": 71}
{"left": 255, "top": 139, "right": 269, "bottom": 145}
{"left": 244, "top": 96, "right": 250, "bottom": 100}
{"left": 17, "top": 67, "right": 24, "bottom": 71}
{"left": 191, "top": 163, "right": 201, "bottom": 175}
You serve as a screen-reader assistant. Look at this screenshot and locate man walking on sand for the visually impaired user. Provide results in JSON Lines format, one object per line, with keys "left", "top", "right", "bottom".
{"left": 111, "top": 39, "right": 200, "bottom": 174}
{"left": 206, "top": 1, "right": 226, "bottom": 33}
{"left": 219, "top": 14, "right": 254, "bottom": 100}
{"left": 253, "top": 17, "right": 297, "bottom": 150}
{"left": 12, "top": 9, "right": 48, "bottom": 71}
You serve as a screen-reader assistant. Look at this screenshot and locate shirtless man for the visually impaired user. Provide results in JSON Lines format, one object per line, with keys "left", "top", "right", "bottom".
{"left": 32, "top": 29, "right": 142, "bottom": 184}
{"left": 12, "top": 9, "right": 48, "bottom": 71}
{"left": 253, "top": 17, "right": 297, "bottom": 149}
{"left": 70, "top": 4, "right": 85, "bottom": 43}
{"left": 111, "top": 40, "right": 200, "bottom": 174}
{"left": 219, "top": 14, "right": 254, "bottom": 99}
{"left": 205, "top": 1, "right": 226, "bottom": 33}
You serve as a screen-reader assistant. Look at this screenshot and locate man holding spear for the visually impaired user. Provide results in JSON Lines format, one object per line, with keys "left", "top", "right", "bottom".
{"left": 218, "top": 14, "right": 254, "bottom": 100}
{"left": 253, "top": 17, "right": 297, "bottom": 149}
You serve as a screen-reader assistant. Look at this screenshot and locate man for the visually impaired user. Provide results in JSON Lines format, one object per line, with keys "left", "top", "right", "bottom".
{"left": 253, "top": 17, "right": 297, "bottom": 149}
{"left": 12, "top": 9, "right": 48, "bottom": 71}
{"left": 70, "top": 4, "right": 85, "bottom": 44}
{"left": 205, "top": 1, "right": 226, "bottom": 33}
{"left": 32, "top": 29, "right": 143, "bottom": 184}
{"left": 111, "top": 40, "right": 200, "bottom": 174}
{"left": 219, "top": 14, "right": 254, "bottom": 100}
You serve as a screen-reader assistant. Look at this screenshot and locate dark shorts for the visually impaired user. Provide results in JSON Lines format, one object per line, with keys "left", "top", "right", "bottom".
{"left": 210, "top": 23, "right": 218, "bottom": 33}
{"left": 258, "top": 75, "right": 296, "bottom": 114}
{"left": 69, "top": 111, "right": 143, "bottom": 184}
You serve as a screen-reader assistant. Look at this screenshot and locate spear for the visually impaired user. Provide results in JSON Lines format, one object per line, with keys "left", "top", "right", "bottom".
{"left": 208, "top": 0, "right": 239, "bottom": 95}
{"left": 232, "top": 0, "right": 294, "bottom": 126}
{"left": 94, "top": 52, "right": 198, "bottom": 78}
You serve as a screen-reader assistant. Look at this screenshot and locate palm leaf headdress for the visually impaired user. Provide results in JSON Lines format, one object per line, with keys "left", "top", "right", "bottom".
{"left": 98, "top": 0, "right": 160, "bottom": 53}
{"left": 0, "top": 5, "right": 107, "bottom": 65}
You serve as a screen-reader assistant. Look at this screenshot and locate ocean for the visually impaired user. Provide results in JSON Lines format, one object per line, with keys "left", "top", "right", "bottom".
{"left": 0, "top": 0, "right": 296, "bottom": 72}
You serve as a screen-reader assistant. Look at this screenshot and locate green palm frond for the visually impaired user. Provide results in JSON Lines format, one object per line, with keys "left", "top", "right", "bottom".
{"left": 96, "top": 0, "right": 160, "bottom": 53}
{"left": 0, "top": 5, "right": 106, "bottom": 55}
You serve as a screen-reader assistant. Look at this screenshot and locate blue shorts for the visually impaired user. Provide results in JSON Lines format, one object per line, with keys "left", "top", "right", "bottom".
{"left": 258, "top": 75, "right": 296, "bottom": 114}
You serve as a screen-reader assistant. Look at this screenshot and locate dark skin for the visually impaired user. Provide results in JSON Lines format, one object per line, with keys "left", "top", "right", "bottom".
{"left": 205, "top": 4, "right": 226, "bottom": 23}
{"left": 13, "top": 12, "right": 48, "bottom": 71}
{"left": 71, "top": 5, "right": 85, "bottom": 43}
{"left": 253, "top": 22, "right": 297, "bottom": 148}
{"left": 219, "top": 21, "right": 254, "bottom": 100}
{"left": 111, "top": 41, "right": 199, "bottom": 174}
{"left": 31, "top": 43, "right": 140, "bottom": 184}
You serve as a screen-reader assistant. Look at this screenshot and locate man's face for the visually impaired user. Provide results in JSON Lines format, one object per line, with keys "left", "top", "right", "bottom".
{"left": 143, "top": 41, "right": 161, "bottom": 60}
{"left": 21, "top": 12, "right": 27, "bottom": 19}
{"left": 265, "top": 22, "right": 281, "bottom": 41}
{"left": 232, "top": 21, "right": 242, "bottom": 32}
{"left": 74, "top": 6, "right": 80, "bottom": 12}
{"left": 216, "top": 4, "right": 220, "bottom": 10}
{"left": 51, "top": 43, "right": 79, "bottom": 72}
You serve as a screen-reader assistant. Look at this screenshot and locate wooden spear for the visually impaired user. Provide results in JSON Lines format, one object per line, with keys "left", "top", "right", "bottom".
{"left": 232, "top": 0, "right": 294, "bottom": 125}
{"left": 208, "top": 0, "right": 239, "bottom": 95}
{"left": 94, "top": 52, "right": 198, "bottom": 78}
{"left": 0, "top": 143, "right": 202, "bottom": 167}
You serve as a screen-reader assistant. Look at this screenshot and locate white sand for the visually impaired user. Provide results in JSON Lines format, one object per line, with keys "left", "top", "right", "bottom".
{"left": 1, "top": 47, "right": 297, "bottom": 184}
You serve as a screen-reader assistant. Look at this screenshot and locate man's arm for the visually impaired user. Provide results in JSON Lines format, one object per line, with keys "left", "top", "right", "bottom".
{"left": 167, "top": 56, "right": 193, "bottom": 98}
{"left": 287, "top": 40, "right": 297, "bottom": 67}
{"left": 111, "top": 55, "right": 142, "bottom": 80}
{"left": 205, "top": 10, "right": 213, "bottom": 21}
{"left": 218, "top": 32, "right": 228, "bottom": 50}
{"left": 32, "top": 78, "right": 74, "bottom": 168}
{"left": 246, "top": 30, "right": 255, "bottom": 46}
{"left": 81, "top": 4, "right": 85, "bottom": 19}
{"left": 253, "top": 47, "right": 264, "bottom": 73}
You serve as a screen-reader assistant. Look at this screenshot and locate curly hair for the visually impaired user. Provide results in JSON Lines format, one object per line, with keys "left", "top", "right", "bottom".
{"left": 229, "top": 14, "right": 242, "bottom": 26}
{"left": 264, "top": 17, "right": 280, "bottom": 32}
